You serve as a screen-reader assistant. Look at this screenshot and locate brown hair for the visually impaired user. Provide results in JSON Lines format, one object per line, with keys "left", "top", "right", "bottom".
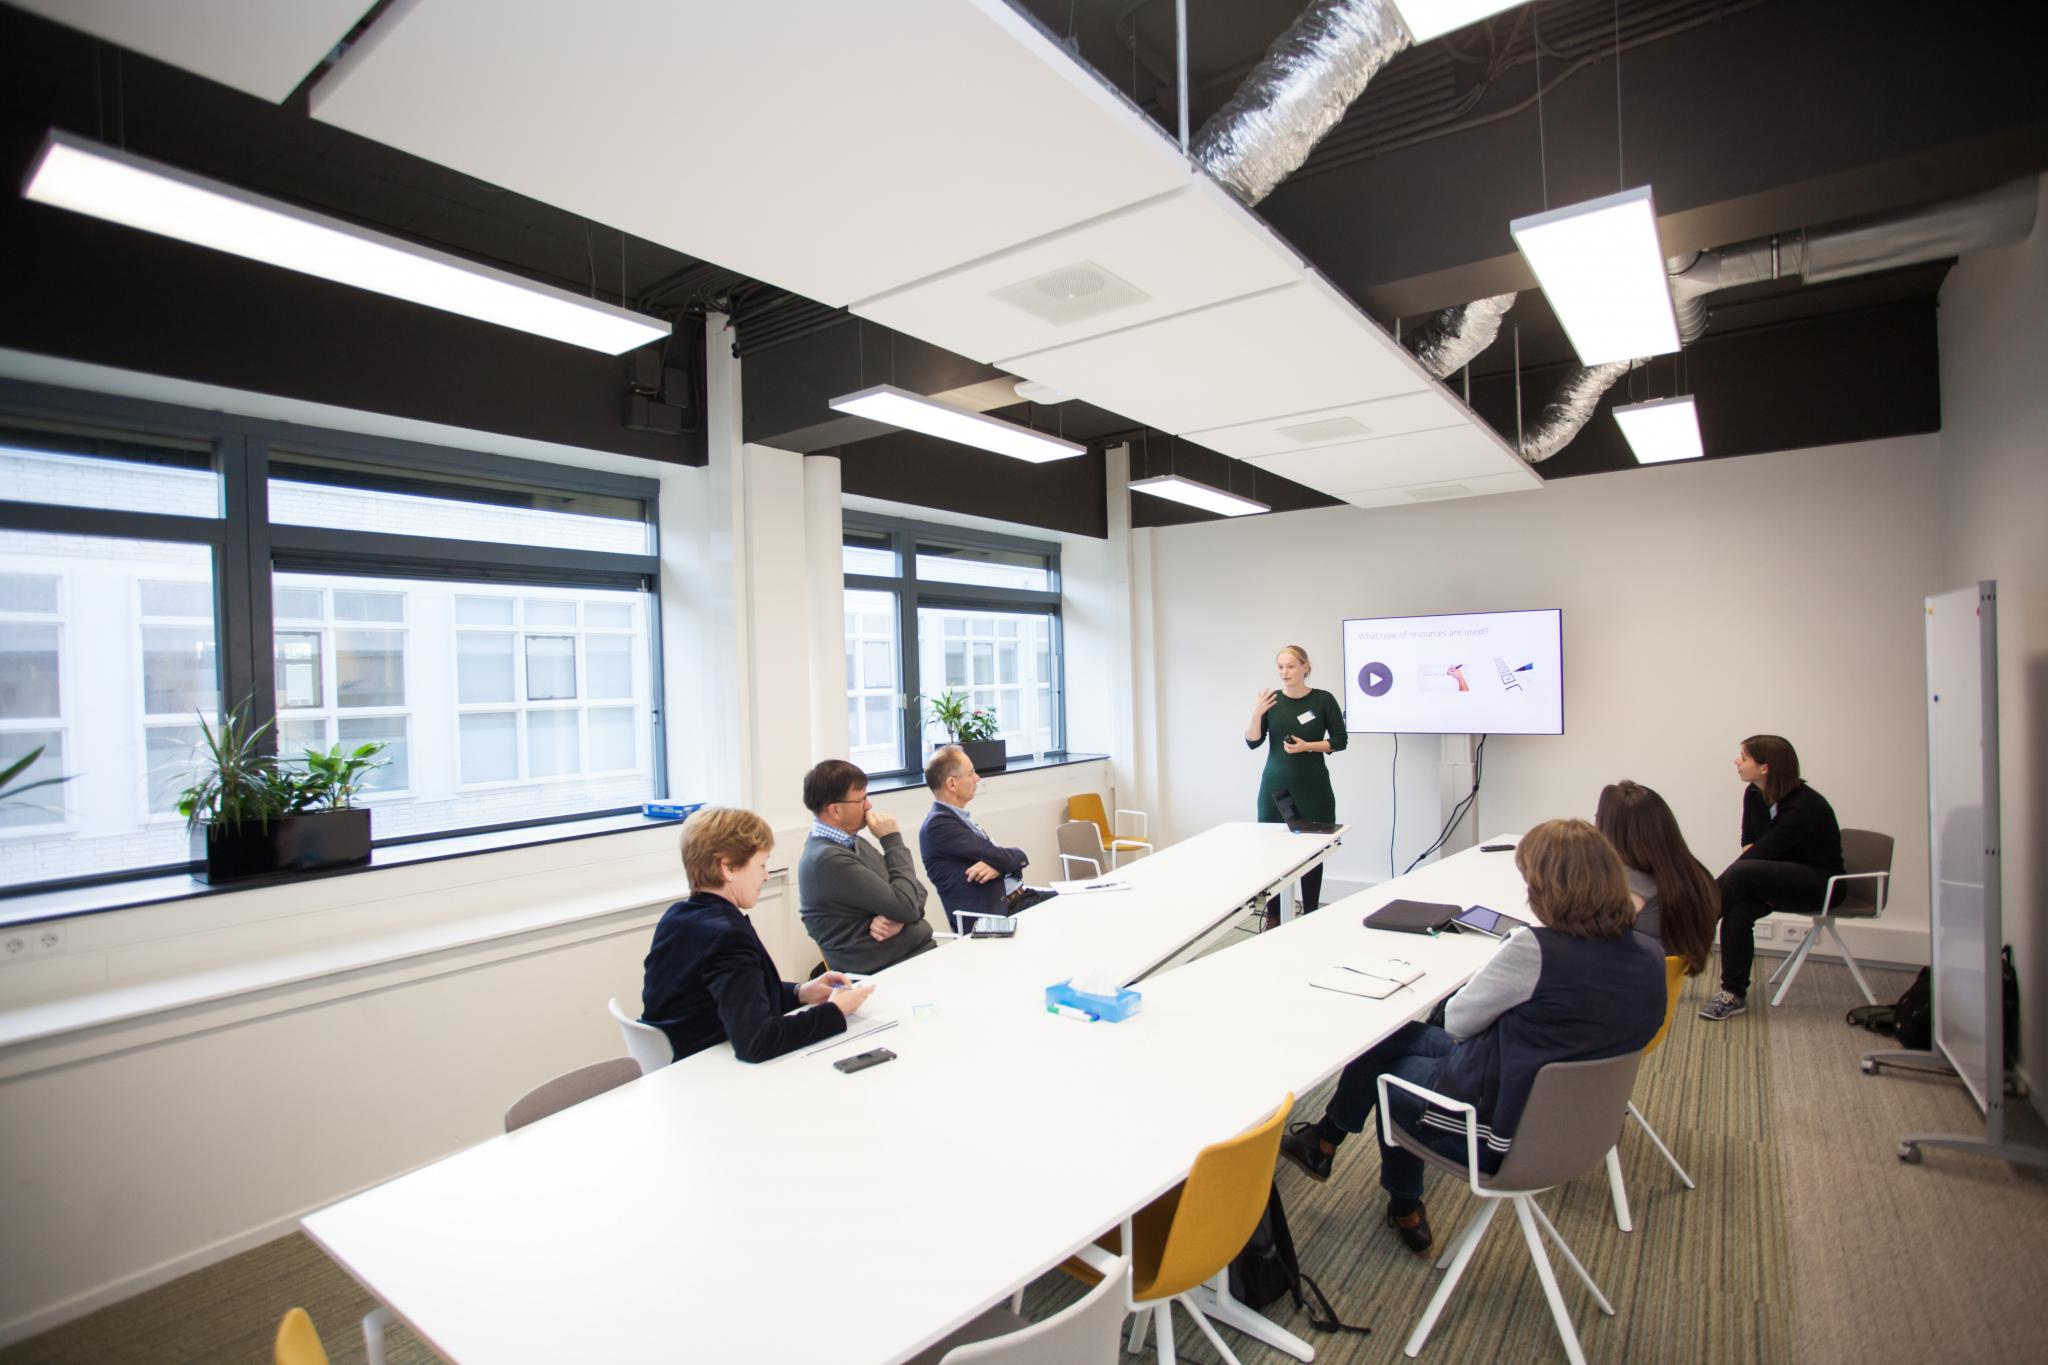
{"left": 1515, "top": 818, "right": 1636, "bottom": 940}
{"left": 802, "top": 759, "right": 867, "bottom": 815}
{"left": 1278, "top": 644, "right": 1311, "bottom": 675}
{"left": 924, "top": 744, "right": 970, "bottom": 792}
{"left": 1740, "top": 734, "right": 1803, "bottom": 806}
{"left": 680, "top": 807, "right": 773, "bottom": 891}
{"left": 1595, "top": 781, "right": 1718, "bottom": 974}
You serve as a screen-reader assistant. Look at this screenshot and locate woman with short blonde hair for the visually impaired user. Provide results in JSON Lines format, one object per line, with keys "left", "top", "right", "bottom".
{"left": 641, "top": 807, "right": 875, "bottom": 1063}
{"left": 1246, "top": 643, "right": 1348, "bottom": 914}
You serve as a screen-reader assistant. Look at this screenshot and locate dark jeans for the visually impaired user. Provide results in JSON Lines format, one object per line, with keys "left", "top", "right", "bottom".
{"left": 1298, "top": 864, "right": 1324, "bottom": 914}
{"left": 1717, "top": 857, "right": 1829, "bottom": 995}
{"left": 1322, "top": 1020, "right": 1459, "bottom": 1203}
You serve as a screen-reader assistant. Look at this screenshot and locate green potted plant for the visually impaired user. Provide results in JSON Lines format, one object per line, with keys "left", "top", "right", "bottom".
{"left": 921, "top": 689, "right": 1007, "bottom": 774}
{"left": 0, "top": 744, "right": 74, "bottom": 820}
{"left": 177, "top": 699, "right": 387, "bottom": 884}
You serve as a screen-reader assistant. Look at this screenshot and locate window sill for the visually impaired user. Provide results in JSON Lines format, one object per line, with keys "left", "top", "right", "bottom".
{"left": 861, "top": 750, "right": 1109, "bottom": 796}
{"left": 0, "top": 809, "right": 673, "bottom": 929}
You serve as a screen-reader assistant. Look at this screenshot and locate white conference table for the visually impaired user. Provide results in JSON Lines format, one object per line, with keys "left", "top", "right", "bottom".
{"left": 303, "top": 828, "right": 1527, "bottom": 1364}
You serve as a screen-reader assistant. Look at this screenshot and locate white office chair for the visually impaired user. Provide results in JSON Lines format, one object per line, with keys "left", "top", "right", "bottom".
{"left": 1056, "top": 819, "right": 1105, "bottom": 880}
{"left": 1767, "top": 828, "right": 1894, "bottom": 1007}
{"left": 608, "top": 996, "right": 674, "bottom": 1074}
{"left": 905, "top": 1260, "right": 1129, "bottom": 1364}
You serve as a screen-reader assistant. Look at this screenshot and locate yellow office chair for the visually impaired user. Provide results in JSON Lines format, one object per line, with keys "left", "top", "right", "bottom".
{"left": 1064, "top": 1095, "right": 1292, "bottom": 1364}
{"left": 274, "top": 1308, "right": 330, "bottom": 1365}
{"left": 1604, "top": 955, "right": 1696, "bottom": 1231}
{"left": 1067, "top": 794, "right": 1151, "bottom": 866}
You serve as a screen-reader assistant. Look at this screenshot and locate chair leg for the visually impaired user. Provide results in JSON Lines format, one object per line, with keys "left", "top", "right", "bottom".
{"left": 1604, "top": 1145, "right": 1633, "bottom": 1232}
{"left": 1433, "top": 1192, "right": 1497, "bottom": 1271}
{"left": 1407, "top": 1198, "right": 1500, "bottom": 1355}
{"left": 1009, "top": 1287, "right": 1024, "bottom": 1313}
{"left": 1128, "top": 1305, "right": 1149, "bottom": 1354}
{"left": 1828, "top": 922, "right": 1879, "bottom": 1005}
{"left": 1153, "top": 1303, "right": 1177, "bottom": 1365}
{"left": 1627, "top": 1100, "right": 1696, "bottom": 1189}
{"left": 1179, "top": 1296, "right": 1244, "bottom": 1365}
{"left": 1768, "top": 924, "right": 1822, "bottom": 1007}
{"left": 1511, "top": 1197, "right": 1591, "bottom": 1365}
{"left": 1527, "top": 1197, "right": 1615, "bottom": 1316}
{"left": 363, "top": 1307, "right": 392, "bottom": 1365}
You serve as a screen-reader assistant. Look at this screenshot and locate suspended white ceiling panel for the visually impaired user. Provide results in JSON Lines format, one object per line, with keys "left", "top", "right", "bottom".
{"left": 851, "top": 177, "right": 1303, "bottom": 365}
{"left": 1002, "top": 273, "right": 1437, "bottom": 436}
{"left": 1341, "top": 471, "right": 1541, "bottom": 510}
{"left": 11, "top": 0, "right": 371, "bottom": 102}
{"left": 311, "top": 0, "right": 1188, "bottom": 307}
{"left": 1183, "top": 387, "right": 1474, "bottom": 460}
{"left": 1247, "top": 423, "right": 1536, "bottom": 495}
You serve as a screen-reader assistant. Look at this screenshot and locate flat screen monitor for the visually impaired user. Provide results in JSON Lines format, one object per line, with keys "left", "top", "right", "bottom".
{"left": 1341, "top": 609, "right": 1564, "bottom": 735}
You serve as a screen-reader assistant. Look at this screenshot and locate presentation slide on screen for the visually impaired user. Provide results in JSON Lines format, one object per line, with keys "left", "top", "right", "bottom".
{"left": 1341, "top": 609, "right": 1564, "bottom": 735}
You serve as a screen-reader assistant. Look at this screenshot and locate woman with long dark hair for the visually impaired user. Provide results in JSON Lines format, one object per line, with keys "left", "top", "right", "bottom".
{"left": 1594, "top": 780, "right": 1717, "bottom": 976}
{"left": 1699, "top": 735, "right": 1844, "bottom": 1021}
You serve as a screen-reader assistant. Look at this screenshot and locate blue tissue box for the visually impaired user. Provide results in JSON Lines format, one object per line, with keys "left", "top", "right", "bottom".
{"left": 643, "top": 800, "right": 706, "bottom": 821}
{"left": 1045, "top": 979, "right": 1143, "bottom": 1022}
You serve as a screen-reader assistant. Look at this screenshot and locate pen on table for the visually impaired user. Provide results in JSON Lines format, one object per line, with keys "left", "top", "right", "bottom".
{"left": 1048, "top": 1004, "right": 1098, "bottom": 1022}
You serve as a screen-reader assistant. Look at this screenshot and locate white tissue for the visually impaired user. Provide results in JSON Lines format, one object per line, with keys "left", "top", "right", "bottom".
{"left": 1070, "top": 963, "right": 1120, "bottom": 997}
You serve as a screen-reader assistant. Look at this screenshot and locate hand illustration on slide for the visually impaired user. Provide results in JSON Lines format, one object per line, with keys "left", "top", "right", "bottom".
{"left": 1446, "top": 665, "right": 1470, "bottom": 693}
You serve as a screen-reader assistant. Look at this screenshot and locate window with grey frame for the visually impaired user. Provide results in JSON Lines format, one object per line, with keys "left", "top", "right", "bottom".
{"left": 0, "top": 379, "right": 665, "bottom": 896}
{"left": 841, "top": 515, "right": 1064, "bottom": 778}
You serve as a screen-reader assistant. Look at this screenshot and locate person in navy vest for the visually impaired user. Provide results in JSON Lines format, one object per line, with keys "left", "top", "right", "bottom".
{"left": 641, "top": 807, "right": 875, "bottom": 1064}
{"left": 1279, "top": 819, "right": 1666, "bottom": 1254}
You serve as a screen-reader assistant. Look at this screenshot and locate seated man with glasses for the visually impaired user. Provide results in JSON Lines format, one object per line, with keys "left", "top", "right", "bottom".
{"left": 797, "top": 759, "right": 936, "bottom": 974}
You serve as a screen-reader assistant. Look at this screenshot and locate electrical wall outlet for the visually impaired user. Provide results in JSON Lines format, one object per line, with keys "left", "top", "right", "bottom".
{"left": 1779, "top": 921, "right": 1808, "bottom": 945}
{"left": 1754, "top": 921, "right": 1775, "bottom": 940}
{"left": 0, "top": 920, "right": 67, "bottom": 965}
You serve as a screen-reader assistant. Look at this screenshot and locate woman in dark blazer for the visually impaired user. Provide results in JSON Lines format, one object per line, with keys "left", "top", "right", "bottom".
{"left": 641, "top": 807, "right": 874, "bottom": 1063}
{"left": 1699, "top": 735, "right": 1844, "bottom": 1021}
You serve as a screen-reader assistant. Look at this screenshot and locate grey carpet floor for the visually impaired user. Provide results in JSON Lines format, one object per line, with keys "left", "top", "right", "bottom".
{"left": 5, "top": 958, "right": 2044, "bottom": 1364}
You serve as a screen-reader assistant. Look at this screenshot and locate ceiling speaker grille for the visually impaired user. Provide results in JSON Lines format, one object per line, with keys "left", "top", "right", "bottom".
{"left": 1275, "top": 416, "right": 1370, "bottom": 444}
{"left": 990, "top": 260, "right": 1149, "bottom": 326}
{"left": 1405, "top": 482, "right": 1473, "bottom": 501}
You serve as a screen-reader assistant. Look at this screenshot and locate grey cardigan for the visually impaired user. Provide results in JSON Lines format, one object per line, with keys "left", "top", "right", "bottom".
{"left": 797, "top": 830, "right": 935, "bottom": 974}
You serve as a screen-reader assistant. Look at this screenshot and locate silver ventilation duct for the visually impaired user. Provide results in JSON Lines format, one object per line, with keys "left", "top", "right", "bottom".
{"left": 1666, "top": 176, "right": 2037, "bottom": 342}
{"left": 1405, "top": 292, "right": 1516, "bottom": 378}
{"left": 1190, "top": 0, "right": 1410, "bottom": 207}
{"left": 1519, "top": 360, "right": 1638, "bottom": 464}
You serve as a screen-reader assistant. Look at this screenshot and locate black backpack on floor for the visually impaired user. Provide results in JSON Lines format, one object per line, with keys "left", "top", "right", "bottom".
{"left": 1847, "top": 967, "right": 1933, "bottom": 1048}
{"left": 1228, "top": 1182, "right": 1371, "bottom": 1337}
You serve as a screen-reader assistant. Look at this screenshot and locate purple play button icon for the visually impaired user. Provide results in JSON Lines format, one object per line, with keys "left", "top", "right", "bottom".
{"left": 1358, "top": 661, "right": 1393, "bottom": 697}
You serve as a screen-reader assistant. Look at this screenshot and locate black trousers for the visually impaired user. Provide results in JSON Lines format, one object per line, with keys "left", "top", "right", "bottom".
{"left": 1299, "top": 864, "right": 1324, "bottom": 914}
{"left": 1716, "top": 857, "right": 1828, "bottom": 995}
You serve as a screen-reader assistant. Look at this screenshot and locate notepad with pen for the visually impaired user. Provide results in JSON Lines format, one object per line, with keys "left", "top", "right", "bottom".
{"left": 1308, "top": 957, "right": 1425, "bottom": 1000}
{"left": 1363, "top": 898, "right": 1462, "bottom": 934}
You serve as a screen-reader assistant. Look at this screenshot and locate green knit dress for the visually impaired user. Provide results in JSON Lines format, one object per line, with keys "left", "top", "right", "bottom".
{"left": 1250, "top": 687, "right": 1348, "bottom": 823}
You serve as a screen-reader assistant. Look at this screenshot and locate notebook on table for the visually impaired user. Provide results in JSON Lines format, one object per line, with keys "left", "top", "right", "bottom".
{"left": 1363, "top": 898, "right": 1462, "bottom": 935}
{"left": 1308, "top": 957, "right": 1426, "bottom": 1000}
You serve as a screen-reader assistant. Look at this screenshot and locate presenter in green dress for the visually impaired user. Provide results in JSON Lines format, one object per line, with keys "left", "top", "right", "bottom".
{"left": 1246, "top": 644, "right": 1348, "bottom": 915}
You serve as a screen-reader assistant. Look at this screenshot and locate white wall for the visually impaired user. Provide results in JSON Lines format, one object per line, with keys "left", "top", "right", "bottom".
{"left": 1935, "top": 174, "right": 2048, "bottom": 1111}
{"left": 1137, "top": 434, "right": 1945, "bottom": 967}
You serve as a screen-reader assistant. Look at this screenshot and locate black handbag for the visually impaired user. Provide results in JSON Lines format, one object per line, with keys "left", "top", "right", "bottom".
{"left": 1228, "top": 1182, "right": 1371, "bottom": 1336}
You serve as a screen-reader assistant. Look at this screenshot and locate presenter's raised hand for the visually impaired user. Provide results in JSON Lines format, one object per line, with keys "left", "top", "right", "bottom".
{"left": 831, "top": 981, "right": 876, "bottom": 1016}
{"left": 1252, "top": 688, "right": 1279, "bottom": 720}
{"left": 865, "top": 808, "right": 900, "bottom": 839}
{"left": 964, "top": 860, "right": 1000, "bottom": 884}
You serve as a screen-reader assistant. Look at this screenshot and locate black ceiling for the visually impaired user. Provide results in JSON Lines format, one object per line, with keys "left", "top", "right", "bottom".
{"left": 1, "top": 0, "right": 2043, "bottom": 525}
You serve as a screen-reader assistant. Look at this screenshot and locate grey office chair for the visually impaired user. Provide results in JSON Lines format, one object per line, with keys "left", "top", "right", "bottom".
{"left": 1379, "top": 1050, "right": 1644, "bottom": 1365}
{"left": 504, "top": 1057, "right": 642, "bottom": 1133}
{"left": 1056, "top": 819, "right": 1105, "bottom": 880}
{"left": 608, "top": 996, "right": 675, "bottom": 1074}
{"left": 1767, "top": 828, "right": 1893, "bottom": 1007}
{"left": 905, "top": 1260, "right": 1128, "bottom": 1365}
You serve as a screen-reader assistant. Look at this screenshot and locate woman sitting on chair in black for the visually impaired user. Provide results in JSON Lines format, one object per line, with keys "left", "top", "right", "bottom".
{"left": 1698, "top": 735, "right": 1844, "bottom": 1021}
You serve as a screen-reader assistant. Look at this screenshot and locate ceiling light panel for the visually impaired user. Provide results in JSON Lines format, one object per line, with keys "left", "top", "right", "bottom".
{"left": 852, "top": 178, "right": 1304, "bottom": 363}
{"left": 1612, "top": 394, "right": 1704, "bottom": 463}
{"left": 1130, "top": 474, "right": 1270, "bottom": 517}
{"left": 312, "top": 0, "right": 1188, "bottom": 308}
{"left": 1247, "top": 423, "right": 1536, "bottom": 495}
{"left": 828, "top": 385, "right": 1084, "bottom": 463}
{"left": 1509, "top": 185, "right": 1680, "bottom": 366}
{"left": 10, "top": 0, "right": 369, "bottom": 102}
{"left": 1389, "top": 2, "right": 1528, "bottom": 44}
{"left": 1002, "top": 273, "right": 1436, "bottom": 436}
{"left": 1183, "top": 388, "right": 1474, "bottom": 459}
{"left": 22, "top": 133, "right": 670, "bottom": 354}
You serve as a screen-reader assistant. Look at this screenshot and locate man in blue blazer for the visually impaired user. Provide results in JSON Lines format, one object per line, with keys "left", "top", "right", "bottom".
{"left": 918, "top": 745, "right": 1033, "bottom": 934}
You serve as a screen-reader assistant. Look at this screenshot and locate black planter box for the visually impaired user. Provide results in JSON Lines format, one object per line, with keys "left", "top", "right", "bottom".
{"left": 959, "top": 738, "right": 1008, "bottom": 774}
{"left": 192, "top": 808, "right": 373, "bottom": 884}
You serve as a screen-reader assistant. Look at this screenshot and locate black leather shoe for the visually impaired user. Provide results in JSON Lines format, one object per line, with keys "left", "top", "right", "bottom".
{"left": 1386, "top": 1201, "right": 1433, "bottom": 1255}
{"left": 1279, "top": 1122, "right": 1333, "bottom": 1182}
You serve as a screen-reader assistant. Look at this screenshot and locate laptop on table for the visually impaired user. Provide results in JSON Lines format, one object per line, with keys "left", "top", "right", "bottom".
{"left": 1274, "top": 789, "right": 1340, "bottom": 835}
